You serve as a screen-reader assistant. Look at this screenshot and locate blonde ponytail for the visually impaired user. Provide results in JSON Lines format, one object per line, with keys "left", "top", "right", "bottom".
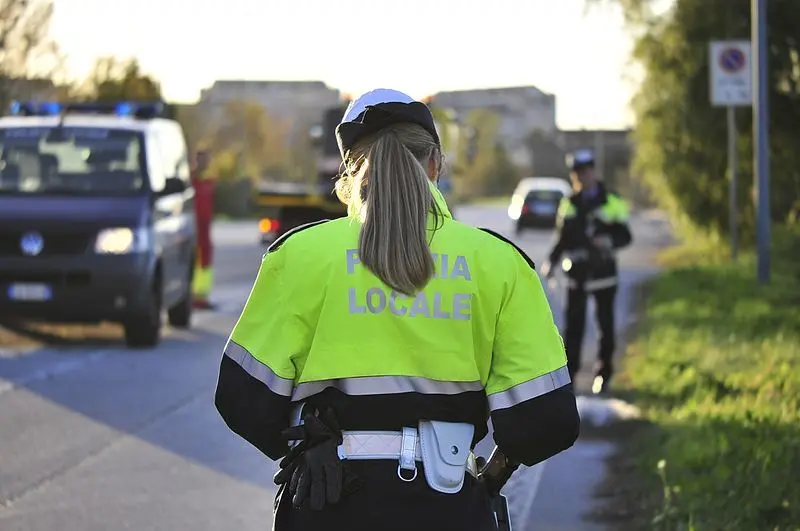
{"left": 336, "top": 123, "right": 441, "bottom": 295}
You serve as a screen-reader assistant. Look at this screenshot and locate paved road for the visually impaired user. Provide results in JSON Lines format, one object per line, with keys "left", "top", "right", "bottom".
{"left": 0, "top": 206, "right": 670, "bottom": 530}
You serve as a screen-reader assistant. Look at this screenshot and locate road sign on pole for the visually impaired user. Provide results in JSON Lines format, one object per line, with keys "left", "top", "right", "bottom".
{"left": 752, "top": 0, "right": 771, "bottom": 284}
{"left": 710, "top": 40, "right": 753, "bottom": 107}
{"left": 710, "top": 40, "right": 752, "bottom": 262}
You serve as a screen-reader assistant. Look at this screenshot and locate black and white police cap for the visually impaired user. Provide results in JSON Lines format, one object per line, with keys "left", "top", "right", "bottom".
{"left": 566, "top": 149, "right": 595, "bottom": 170}
{"left": 335, "top": 88, "right": 440, "bottom": 159}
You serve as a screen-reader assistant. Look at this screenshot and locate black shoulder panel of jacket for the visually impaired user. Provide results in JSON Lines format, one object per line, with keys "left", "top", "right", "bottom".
{"left": 266, "top": 219, "right": 331, "bottom": 254}
{"left": 215, "top": 353, "right": 292, "bottom": 461}
{"left": 477, "top": 228, "right": 536, "bottom": 271}
{"left": 597, "top": 181, "right": 620, "bottom": 198}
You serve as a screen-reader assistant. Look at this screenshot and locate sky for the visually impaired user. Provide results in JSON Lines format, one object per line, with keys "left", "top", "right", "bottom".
{"left": 49, "top": 0, "right": 642, "bottom": 130}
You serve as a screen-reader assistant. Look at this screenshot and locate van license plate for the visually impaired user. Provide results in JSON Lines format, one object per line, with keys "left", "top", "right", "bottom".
{"left": 8, "top": 283, "right": 52, "bottom": 301}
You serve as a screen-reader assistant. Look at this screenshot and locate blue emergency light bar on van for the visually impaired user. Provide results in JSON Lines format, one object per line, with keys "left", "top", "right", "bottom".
{"left": 7, "top": 100, "right": 173, "bottom": 119}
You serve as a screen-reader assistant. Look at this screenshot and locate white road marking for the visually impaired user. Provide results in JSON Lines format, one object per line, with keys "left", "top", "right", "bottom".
{"left": 505, "top": 459, "right": 548, "bottom": 528}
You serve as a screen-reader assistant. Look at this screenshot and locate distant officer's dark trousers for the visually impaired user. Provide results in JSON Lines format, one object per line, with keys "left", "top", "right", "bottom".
{"left": 563, "top": 284, "right": 617, "bottom": 381}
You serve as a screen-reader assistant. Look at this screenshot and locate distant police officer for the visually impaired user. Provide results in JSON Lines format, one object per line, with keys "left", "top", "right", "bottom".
{"left": 543, "top": 149, "right": 633, "bottom": 394}
{"left": 214, "top": 89, "right": 580, "bottom": 531}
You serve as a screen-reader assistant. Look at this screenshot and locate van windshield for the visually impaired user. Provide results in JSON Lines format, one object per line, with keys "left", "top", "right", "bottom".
{"left": 0, "top": 126, "right": 147, "bottom": 195}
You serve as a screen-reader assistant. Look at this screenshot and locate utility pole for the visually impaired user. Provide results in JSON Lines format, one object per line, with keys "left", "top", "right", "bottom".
{"left": 752, "top": 0, "right": 771, "bottom": 284}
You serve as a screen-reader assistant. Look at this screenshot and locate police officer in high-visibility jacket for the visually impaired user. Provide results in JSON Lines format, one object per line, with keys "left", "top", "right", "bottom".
{"left": 214, "top": 88, "right": 580, "bottom": 531}
{"left": 542, "top": 149, "right": 633, "bottom": 395}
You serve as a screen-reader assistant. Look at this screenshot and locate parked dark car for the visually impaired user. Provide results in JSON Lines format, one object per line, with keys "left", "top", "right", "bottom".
{"left": 508, "top": 177, "right": 572, "bottom": 233}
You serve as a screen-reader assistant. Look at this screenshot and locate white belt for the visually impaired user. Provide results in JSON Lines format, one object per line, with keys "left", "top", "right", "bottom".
{"left": 564, "top": 248, "right": 616, "bottom": 262}
{"left": 289, "top": 404, "right": 478, "bottom": 489}
{"left": 338, "top": 429, "right": 479, "bottom": 480}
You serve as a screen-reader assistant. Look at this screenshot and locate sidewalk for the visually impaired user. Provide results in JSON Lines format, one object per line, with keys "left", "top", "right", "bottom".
{"left": 520, "top": 271, "right": 652, "bottom": 531}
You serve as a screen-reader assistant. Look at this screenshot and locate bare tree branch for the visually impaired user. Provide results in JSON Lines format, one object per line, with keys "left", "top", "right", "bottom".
{"left": 0, "top": 0, "right": 60, "bottom": 108}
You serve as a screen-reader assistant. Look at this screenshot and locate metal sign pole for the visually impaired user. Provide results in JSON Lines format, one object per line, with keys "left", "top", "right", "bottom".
{"left": 727, "top": 106, "right": 738, "bottom": 261}
{"left": 710, "top": 39, "right": 751, "bottom": 264}
{"left": 752, "top": 0, "right": 771, "bottom": 284}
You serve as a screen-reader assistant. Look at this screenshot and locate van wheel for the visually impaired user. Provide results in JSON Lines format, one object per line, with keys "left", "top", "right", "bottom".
{"left": 168, "top": 272, "right": 193, "bottom": 329}
{"left": 124, "top": 284, "right": 162, "bottom": 348}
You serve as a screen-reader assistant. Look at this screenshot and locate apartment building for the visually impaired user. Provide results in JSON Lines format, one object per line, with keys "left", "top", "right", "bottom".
{"left": 430, "top": 85, "right": 557, "bottom": 167}
{"left": 197, "top": 80, "right": 342, "bottom": 140}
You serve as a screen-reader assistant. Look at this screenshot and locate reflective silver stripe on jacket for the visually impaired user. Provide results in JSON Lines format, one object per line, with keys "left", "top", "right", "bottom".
{"left": 224, "top": 340, "right": 294, "bottom": 397}
{"left": 487, "top": 365, "right": 571, "bottom": 412}
{"left": 292, "top": 376, "right": 483, "bottom": 402}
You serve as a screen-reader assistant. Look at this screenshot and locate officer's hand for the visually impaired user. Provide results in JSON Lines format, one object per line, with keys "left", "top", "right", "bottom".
{"left": 476, "top": 450, "right": 519, "bottom": 497}
{"left": 476, "top": 458, "right": 504, "bottom": 497}
{"left": 541, "top": 261, "right": 553, "bottom": 279}
{"left": 591, "top": 235, "right": 613, "bottom": 250}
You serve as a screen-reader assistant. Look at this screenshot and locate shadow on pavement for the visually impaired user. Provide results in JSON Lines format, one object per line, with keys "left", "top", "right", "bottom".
{"left": 0, "top": 320, "right": 123, "bottom": 348}
{"left": 0, "top": 324, "right": 275, "bottom": 505}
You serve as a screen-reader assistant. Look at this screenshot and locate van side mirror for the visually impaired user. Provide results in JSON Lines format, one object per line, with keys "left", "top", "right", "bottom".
{"left": 162, "top": 176, "right": 186, "bottom": 195}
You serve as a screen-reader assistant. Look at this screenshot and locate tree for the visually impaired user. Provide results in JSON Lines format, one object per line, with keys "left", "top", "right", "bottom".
{"left": 79, "top": 57, "right": 162, "bottom": 101}
{"left": 430, "top": 106, "right": 459, "bottom": 155}
{"left": 0, "top": 0, "right": 62, "bottom": 109}
{"left": 285, "top": 118, "right": 318, "bottom": 183}
{"left": 455, "top": 109, "right": 522, "bottom": 197}
{"left": 528, "top": 129, "right": 568, "bottom": 178}
{"left": 485, "top": 142, "right": 522, "bottom": 195}
{"left": 173, "top": 103, "right": 213, "bottom": 155}
{"left": 206, "top": 99, "right": 291, "bottom": 181}
{"left": 589, "top": 0, "right": 800, "bottom": 238}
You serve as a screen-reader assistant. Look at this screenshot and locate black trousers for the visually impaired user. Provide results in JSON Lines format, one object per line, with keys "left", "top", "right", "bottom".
{"left": 563, "top": 285, "right": 617, "bottom": 381}
{"left": 273, "top": 460, "right": 497, "bottom": 531}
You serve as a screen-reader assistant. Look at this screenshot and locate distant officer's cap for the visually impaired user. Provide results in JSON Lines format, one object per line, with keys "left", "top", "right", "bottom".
{"left": 336, "top": 88, "right": 440, "bottom": 158}
{"left": 566, "top": 149, "right": 595, "bottom": 171}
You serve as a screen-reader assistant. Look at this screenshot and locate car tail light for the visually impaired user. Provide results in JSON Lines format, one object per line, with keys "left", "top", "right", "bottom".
{"left": 258, "top": 218, "right": 280, "bottom": 233}
{"left": 521, "top": 204, "right": 530, "bottom": 214}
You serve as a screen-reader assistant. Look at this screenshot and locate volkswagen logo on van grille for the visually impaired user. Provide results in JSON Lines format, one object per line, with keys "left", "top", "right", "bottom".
{"left": 20, "top": 231, "right": 45, "bottom": 256}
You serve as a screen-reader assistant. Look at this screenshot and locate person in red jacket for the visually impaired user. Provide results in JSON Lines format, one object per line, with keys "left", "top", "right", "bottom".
{"left": 191, "top": 149, "right": 216, "bottom": 309}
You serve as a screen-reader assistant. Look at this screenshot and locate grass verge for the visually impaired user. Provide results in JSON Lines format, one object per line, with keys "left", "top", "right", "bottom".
{"left": 597, "top": 228, "right": 800, "bottom": 530}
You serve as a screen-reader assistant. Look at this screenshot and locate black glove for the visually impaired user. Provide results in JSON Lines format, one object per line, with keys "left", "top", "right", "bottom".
{"left": 273, "top": 438, "right": 308, "bottom": 493}
{"left": 273, "top": 406, "right": 362, "bottom": 511}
